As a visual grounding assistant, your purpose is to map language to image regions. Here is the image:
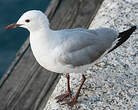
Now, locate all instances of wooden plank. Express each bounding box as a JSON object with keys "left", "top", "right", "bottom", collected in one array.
[{"left": 0, "top": 0, "right": 104, "bottom": 110}]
